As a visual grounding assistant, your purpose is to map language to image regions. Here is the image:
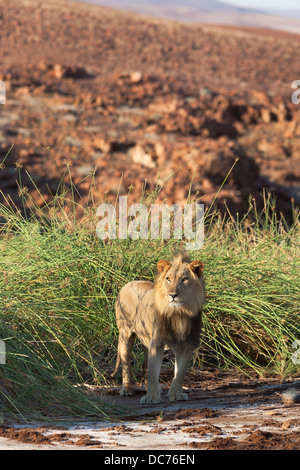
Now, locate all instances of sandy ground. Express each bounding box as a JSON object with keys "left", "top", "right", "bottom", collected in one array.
[{"left": 0, "top": 372, "right": 300, "bottom": 450}]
